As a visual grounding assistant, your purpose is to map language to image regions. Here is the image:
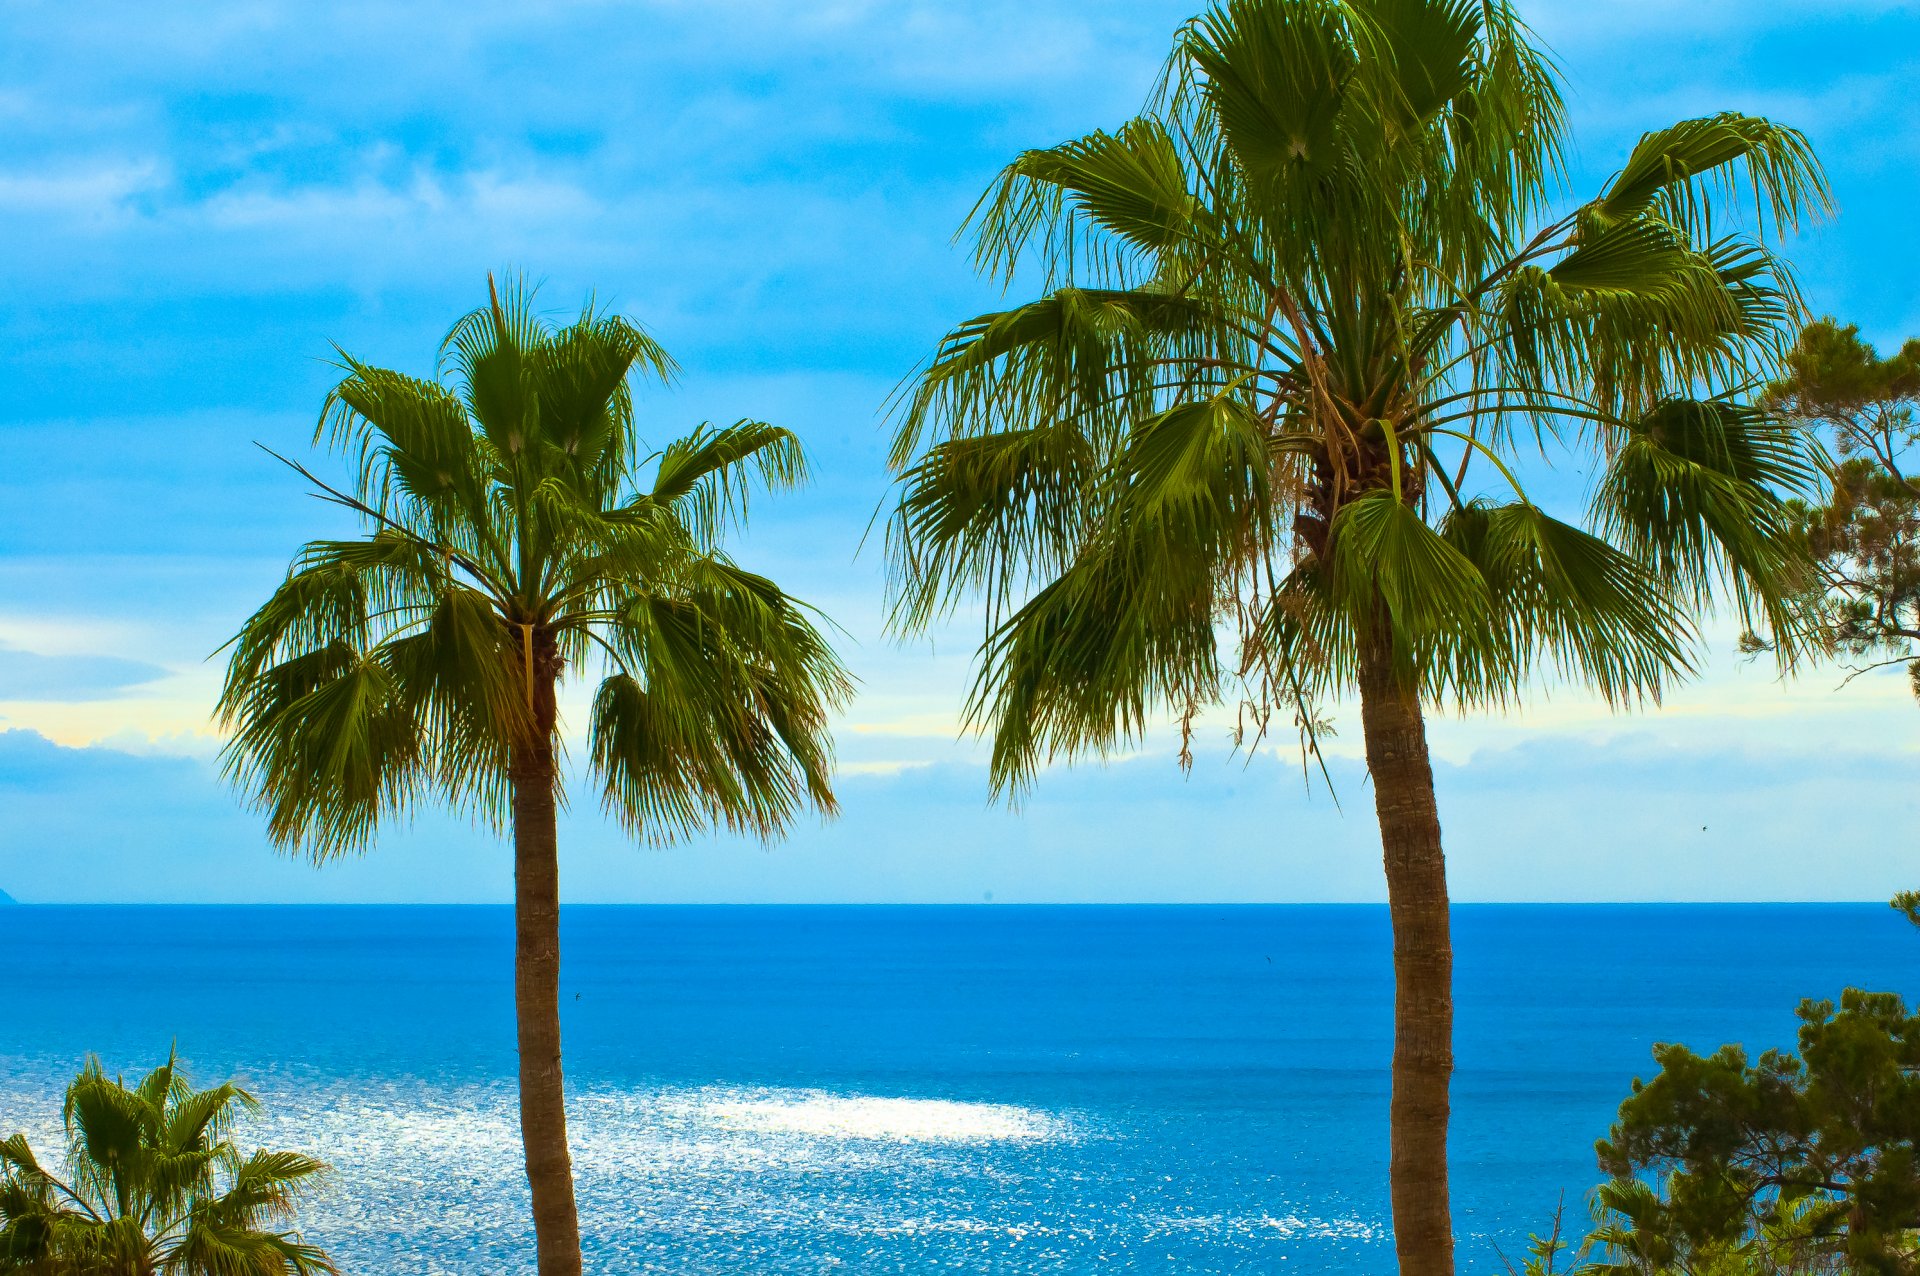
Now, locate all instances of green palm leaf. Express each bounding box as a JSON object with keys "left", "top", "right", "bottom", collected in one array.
[
  {"left": 1595, "top": 398, "right": 1818, "bottom": 630},
  {"left": 1443, "top": 501, "right": 1693, "bottom": 705},
  {"left": 1328, "top": 491, "right": 1490, "bottom": 659},
  {"left": 990, "top": 119, "right": 1205, "bottom": 269},
  {"left": 1595, "top": 112, "right": 1828, "bottom": 229}
]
